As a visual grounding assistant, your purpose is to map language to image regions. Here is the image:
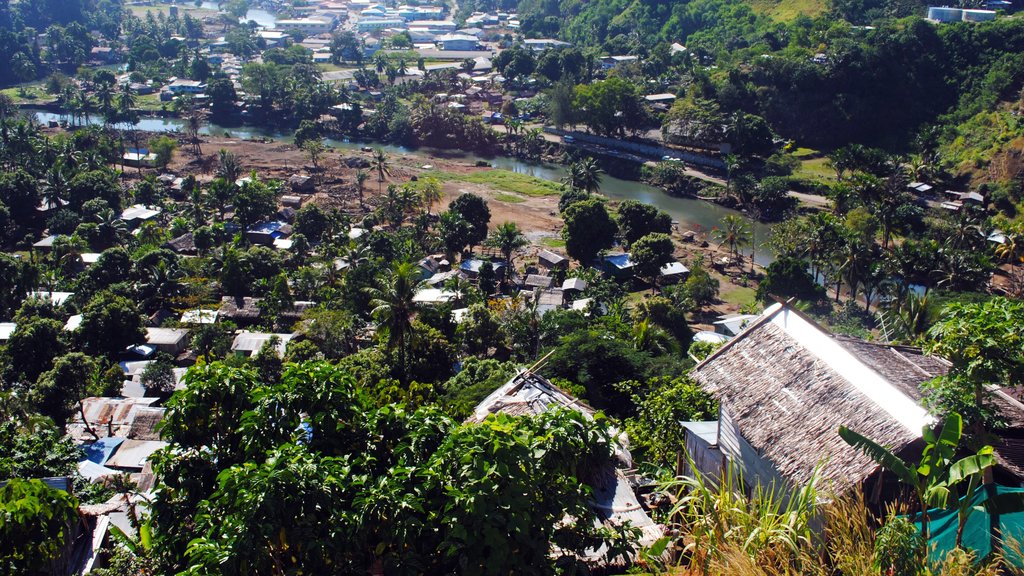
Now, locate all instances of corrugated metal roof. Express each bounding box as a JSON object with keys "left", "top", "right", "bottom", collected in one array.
[
  {"left": 82, "top": 437, "right": 124, "bottom": 465},
  {"left": 104, "top": 439, "right": 168, "bottom": 470}
]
